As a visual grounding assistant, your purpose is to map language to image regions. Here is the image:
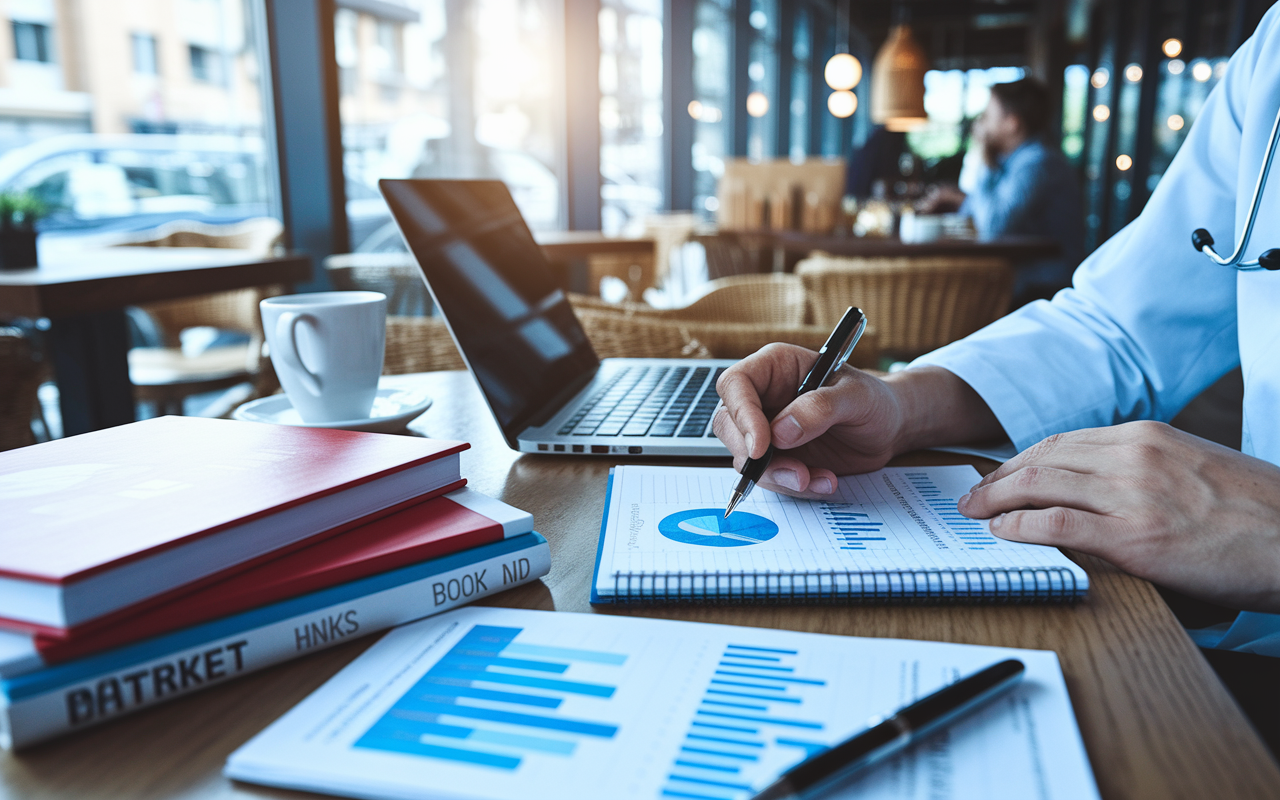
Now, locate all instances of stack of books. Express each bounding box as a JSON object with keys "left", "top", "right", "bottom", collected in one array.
[{"left": 0, "top": 416, "right": 549, "bottom": 750}]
